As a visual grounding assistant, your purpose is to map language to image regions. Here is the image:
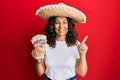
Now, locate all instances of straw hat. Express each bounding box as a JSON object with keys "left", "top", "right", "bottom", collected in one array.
[{"left": 36, "top": 3, "right": 86, "bottom": 24}]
